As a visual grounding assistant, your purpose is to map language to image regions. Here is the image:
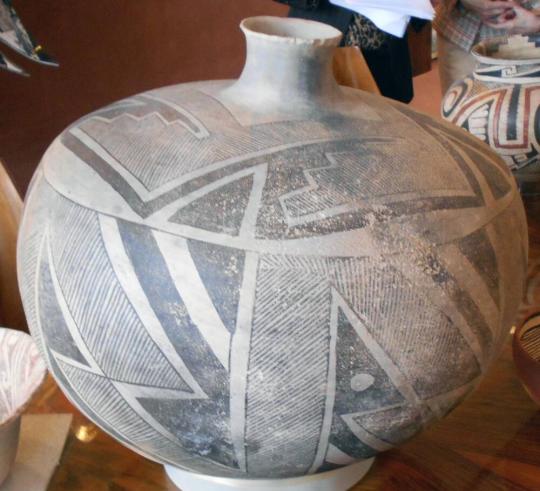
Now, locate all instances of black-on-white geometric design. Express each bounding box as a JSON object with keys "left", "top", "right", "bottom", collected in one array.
[
  {"left": 442, "top": 35, "right": 540, "bottom": 196},
  {"left": 18, "top": 82, "right": 528, "bottom": 478}
]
